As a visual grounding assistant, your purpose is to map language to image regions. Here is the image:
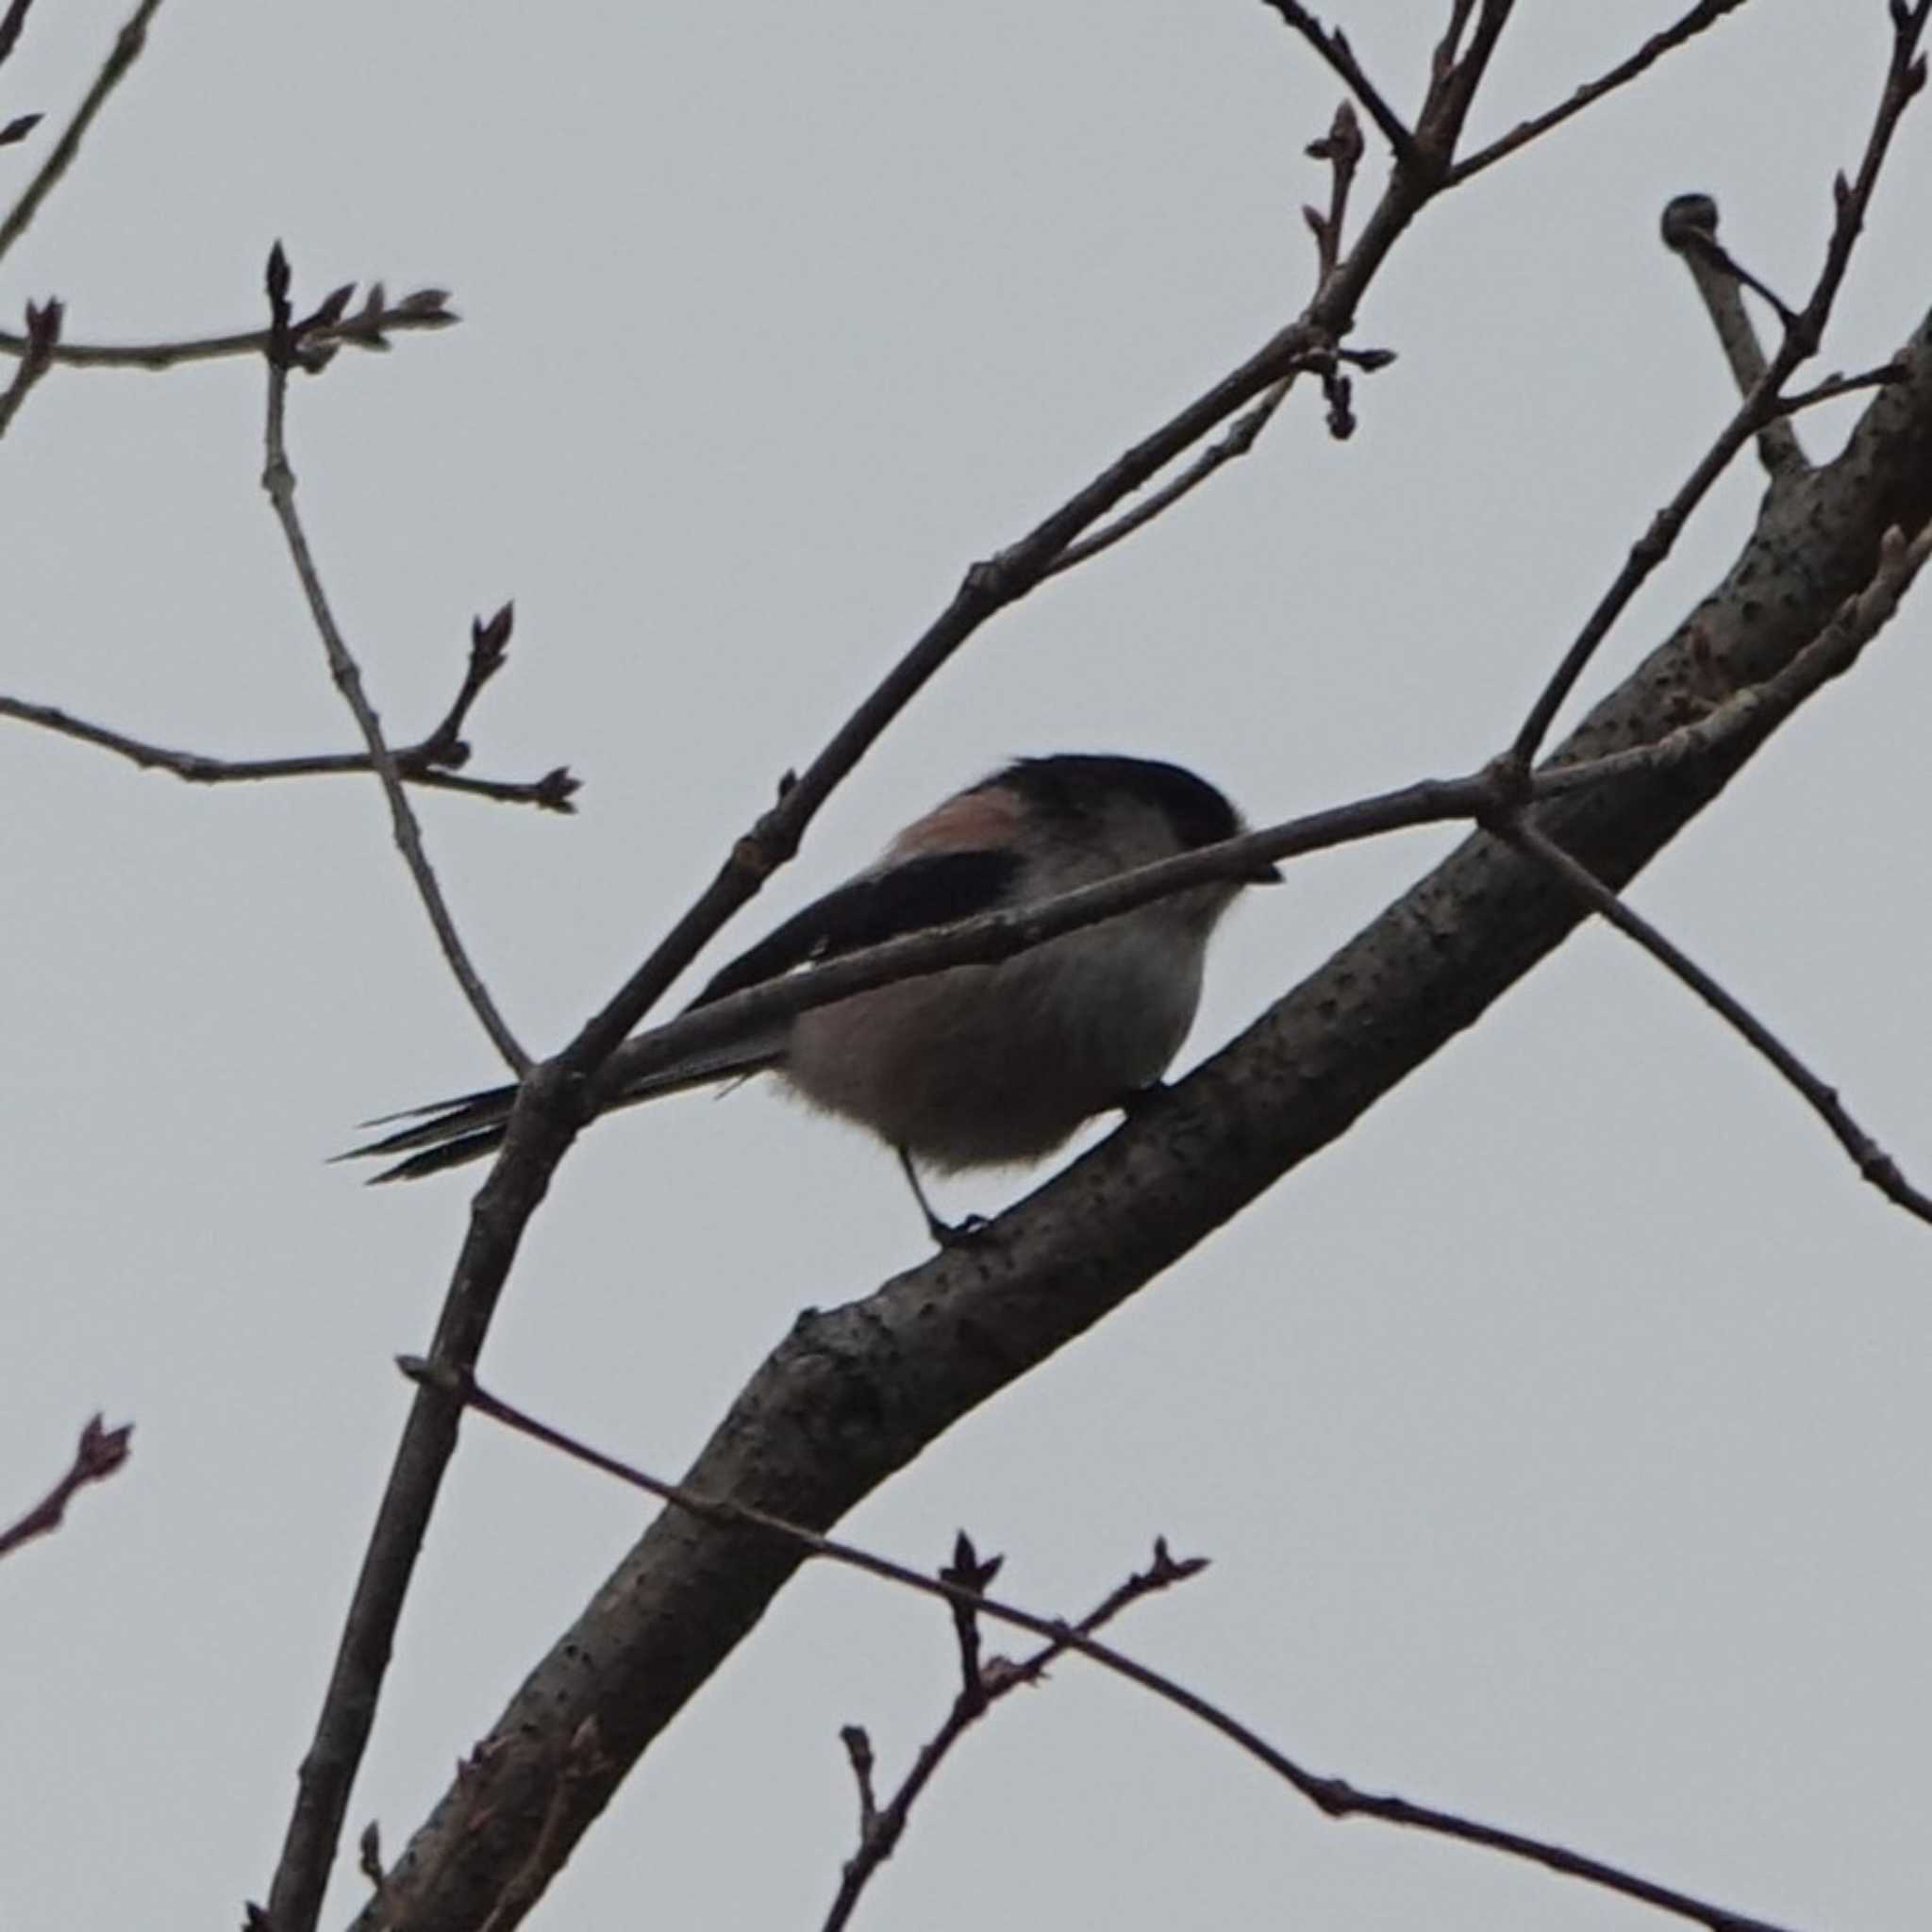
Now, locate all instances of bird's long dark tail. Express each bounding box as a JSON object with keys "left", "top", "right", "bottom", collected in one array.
[{"left": 342, "top": 1030, "right": 786, "bottom": 1183}]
